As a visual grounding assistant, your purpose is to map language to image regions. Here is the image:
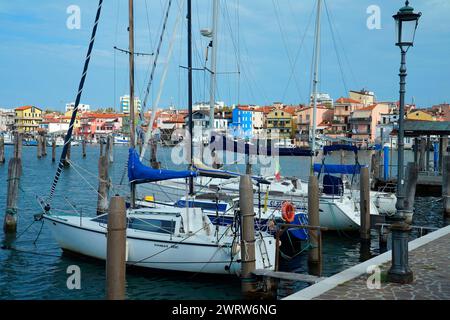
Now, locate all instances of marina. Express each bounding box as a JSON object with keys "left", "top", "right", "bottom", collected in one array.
[{"left": 0, "top": 145, "right": 448, "bottom": 299}]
